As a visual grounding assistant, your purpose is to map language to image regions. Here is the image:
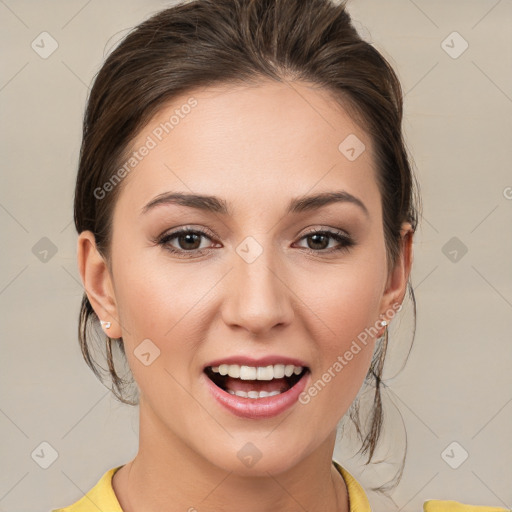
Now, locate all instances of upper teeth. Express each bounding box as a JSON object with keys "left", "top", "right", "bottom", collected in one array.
[{"left": 210, "top": 364, "right": 303, "bottom": 380}]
